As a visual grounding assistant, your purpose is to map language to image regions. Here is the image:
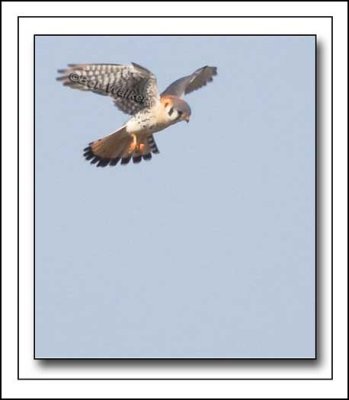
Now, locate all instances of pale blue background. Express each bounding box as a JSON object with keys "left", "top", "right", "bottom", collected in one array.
[{"left": 35, "top": 36, "right": 315, "bottom": 358}]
